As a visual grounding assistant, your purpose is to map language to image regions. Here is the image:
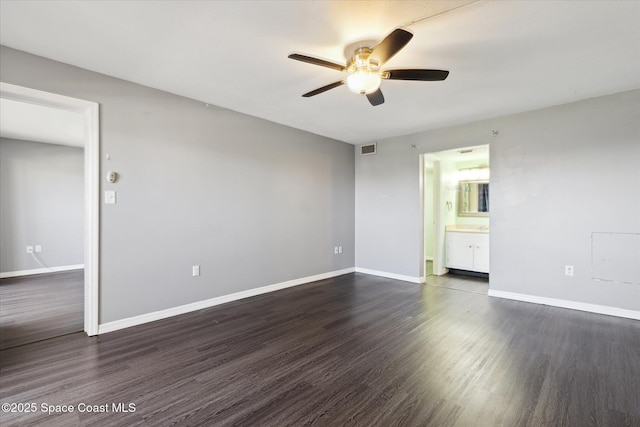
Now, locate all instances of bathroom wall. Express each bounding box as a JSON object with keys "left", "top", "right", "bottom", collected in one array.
[{"left": 423, "top": 167, "right": 435, "bottom": 260}]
